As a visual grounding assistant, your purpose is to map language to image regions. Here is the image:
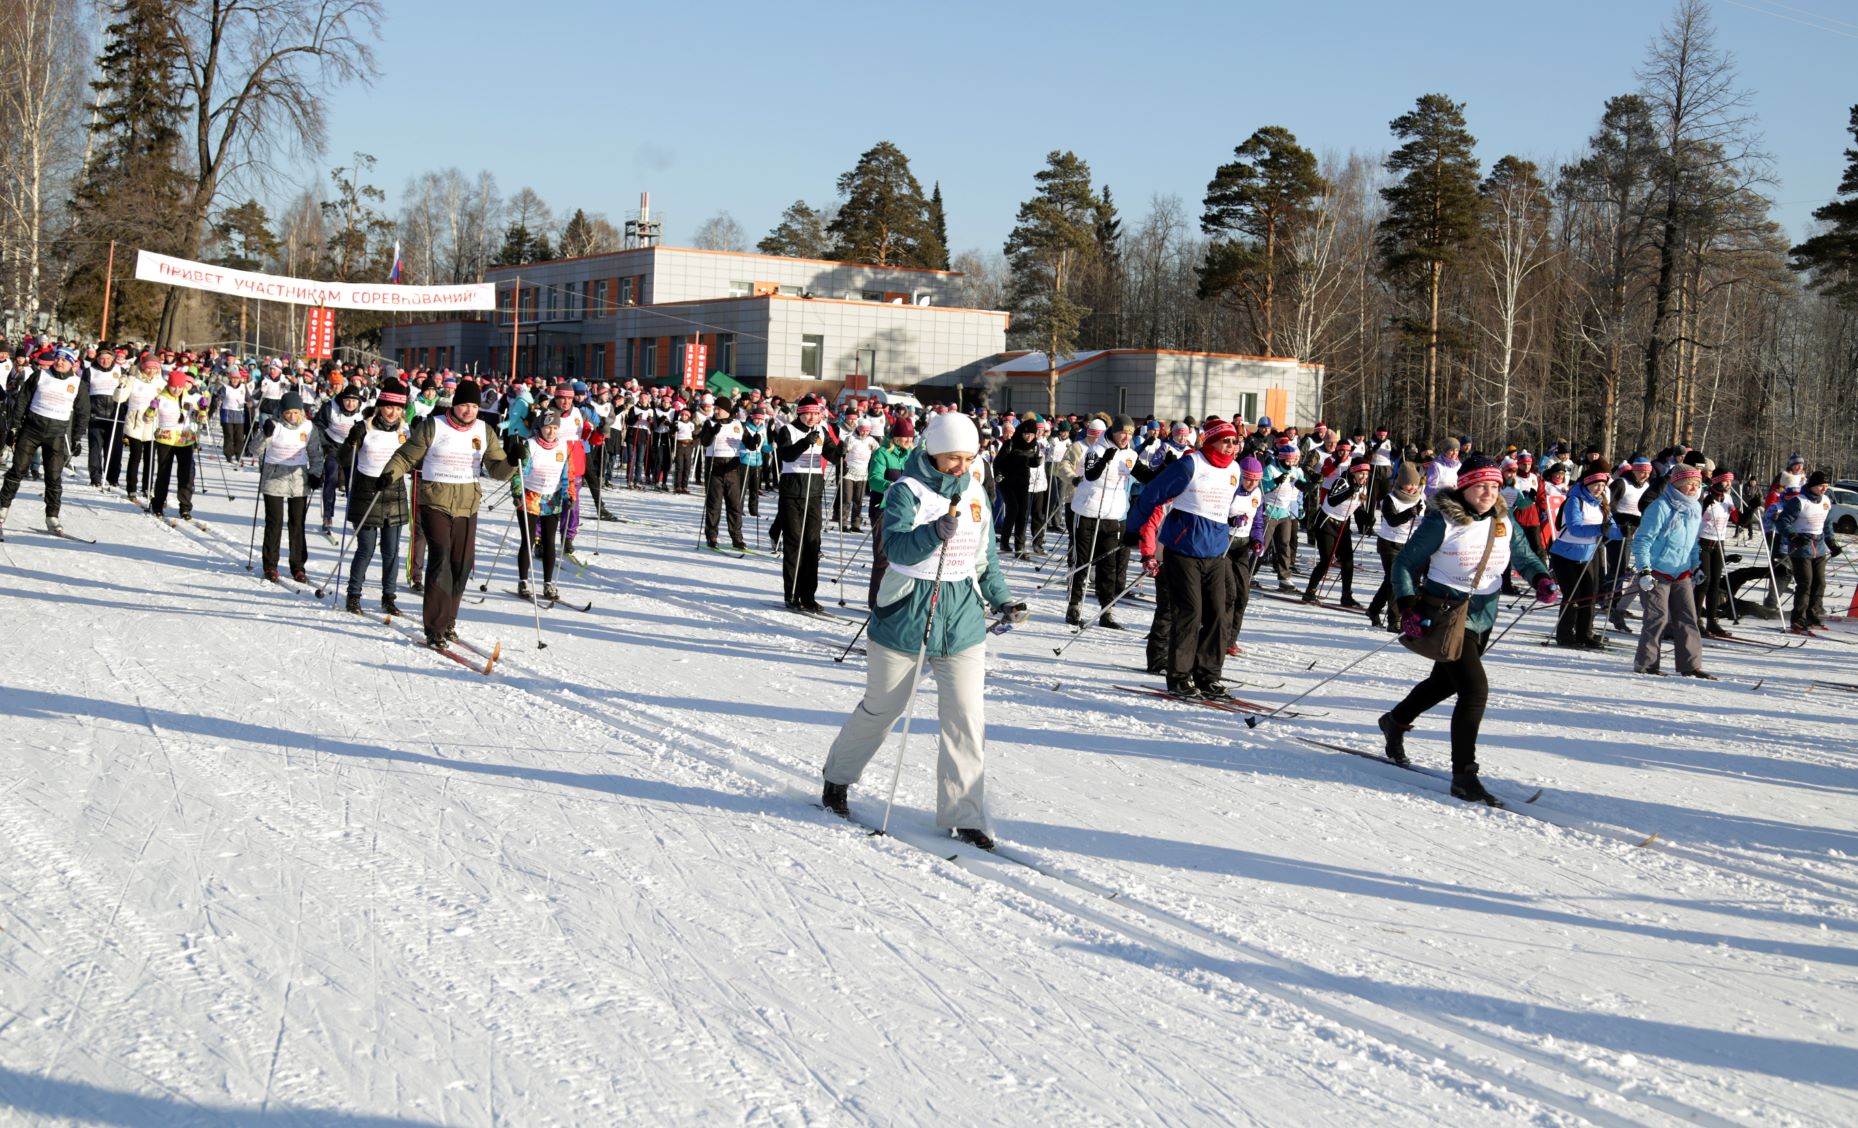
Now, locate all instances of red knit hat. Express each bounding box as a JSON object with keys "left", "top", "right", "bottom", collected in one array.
[{"left": 1200, "top": 419, "right": 1237, "bottom": 445}]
